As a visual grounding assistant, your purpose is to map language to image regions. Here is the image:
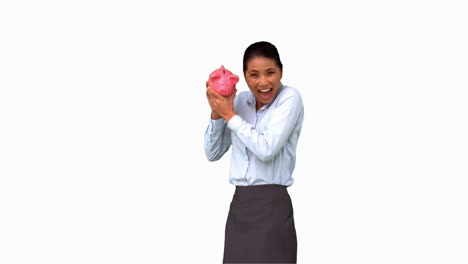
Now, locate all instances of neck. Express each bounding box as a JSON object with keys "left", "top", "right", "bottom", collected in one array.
[{"left": 256, "top": 102, "right": 264, "bottom": 111}]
